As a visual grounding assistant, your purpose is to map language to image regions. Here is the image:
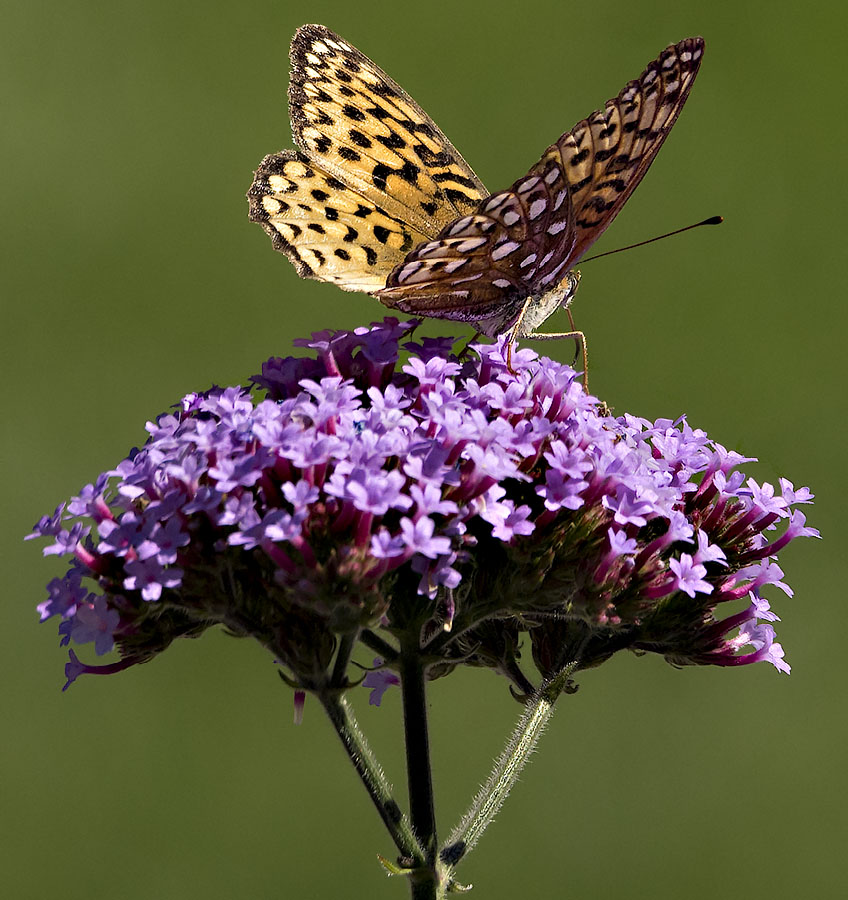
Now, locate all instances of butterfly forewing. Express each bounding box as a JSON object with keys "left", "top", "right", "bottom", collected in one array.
[
  {"left": 560, "top": 37, "right": 704, "bottom": 263},
  {"left": 249, "top": 24, "right": 489, "bottom": 292},
  {"left": 288, "top": 24, "right": 487, "bottom": 232}
]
